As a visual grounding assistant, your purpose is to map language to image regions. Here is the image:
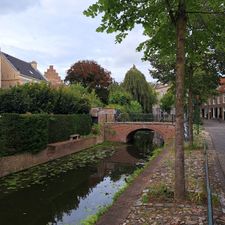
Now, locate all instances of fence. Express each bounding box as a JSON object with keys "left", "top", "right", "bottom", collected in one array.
[{"left": 115, "top": 113, "right": 175, "bottom": 123}]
